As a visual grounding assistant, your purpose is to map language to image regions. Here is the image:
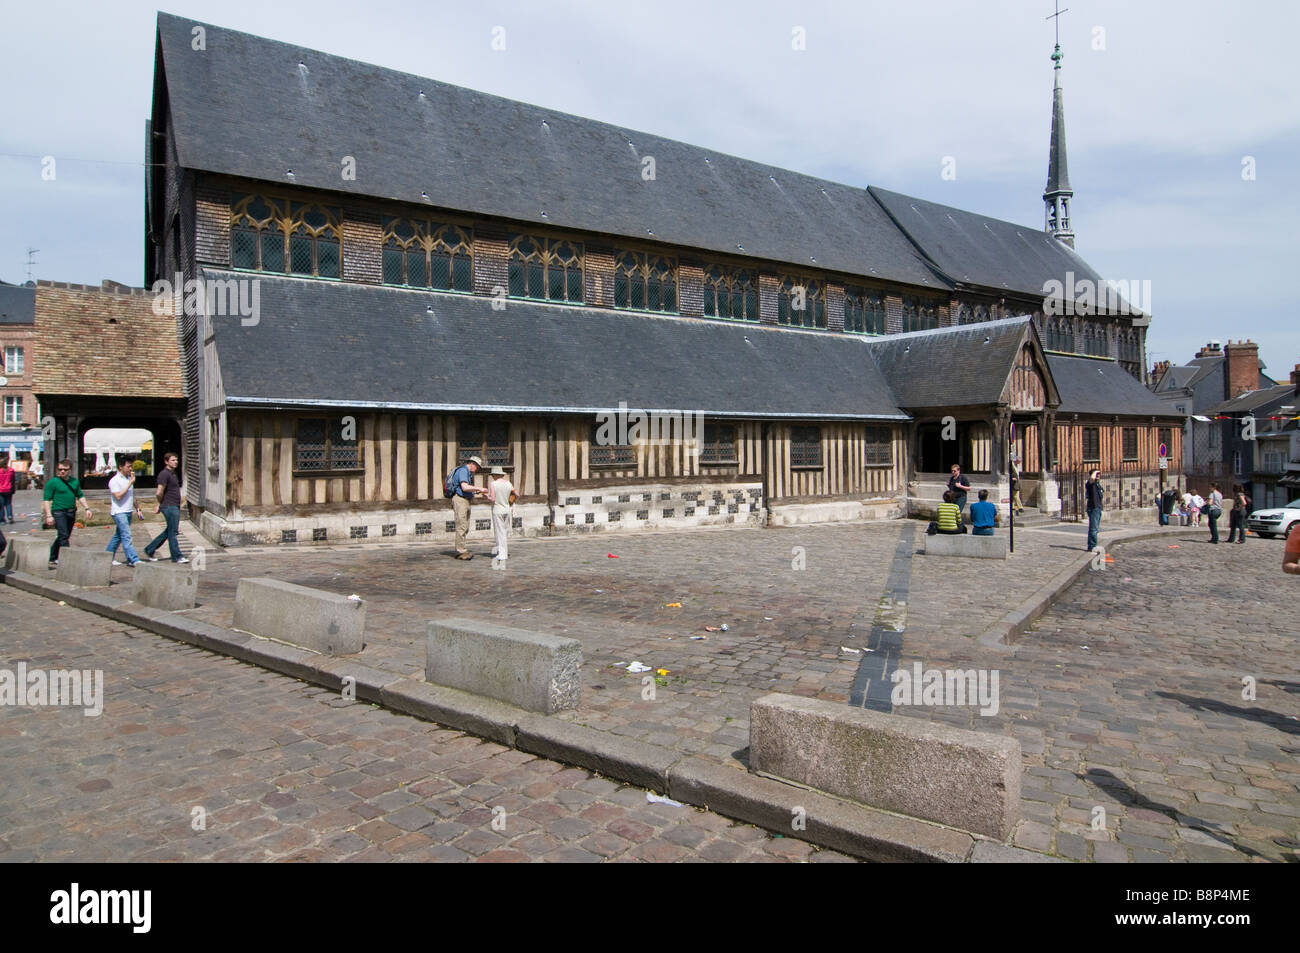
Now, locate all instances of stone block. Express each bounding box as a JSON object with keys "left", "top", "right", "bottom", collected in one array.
[
  {"left": 426, "top": 617, "right": 580, "bottom": 713},
  {"left": 55, "top": 548, "right": 113, "bottom": 587},
  {"left": 923, "top": 533, "right": 1008, "bottom": 559},
  {"left": 130, "top": 561, "right": 198, "bottom": 610},
  {"left": 233, "top": 577, "right": 364, "bottom": 655},
  {"left": 749, "top": 692, "right": 1021, "bottom": 839},
  {"left": 4, "top": 535, "right": 53, "bottom": 573}
]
